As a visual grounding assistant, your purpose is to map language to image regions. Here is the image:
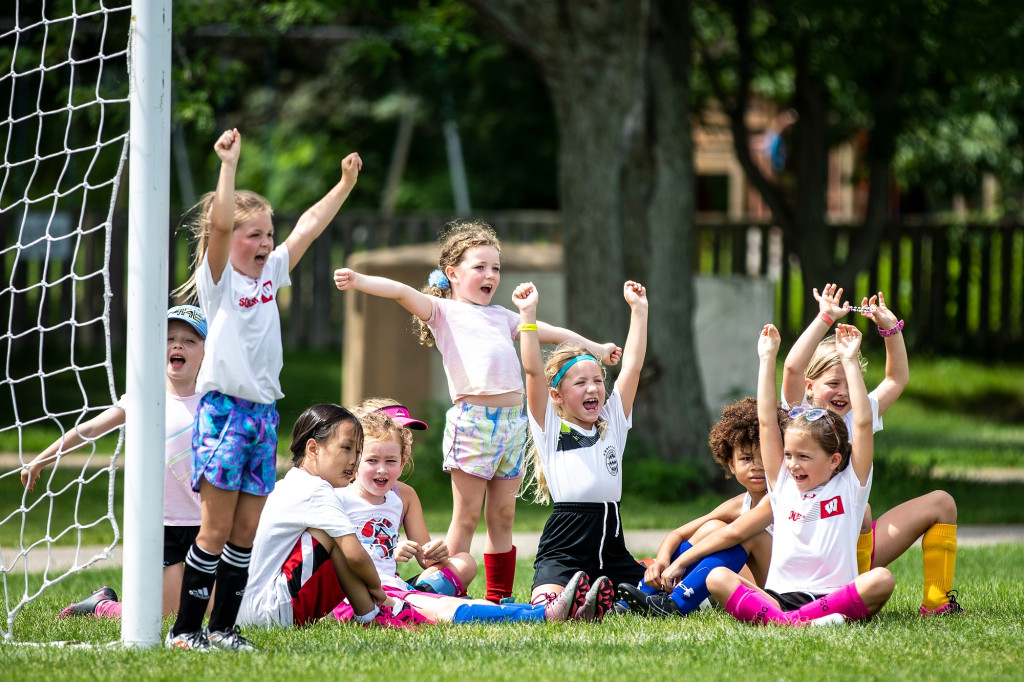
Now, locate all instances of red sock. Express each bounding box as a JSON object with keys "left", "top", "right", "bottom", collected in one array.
[
  {"left": 792, "top": 582, "right": 871, "bottom": 622},
  {"left": 484, "top": 546, "right": 517, "bottom": 603},
  {"left": 724, "top": 585, "right": 794, "bottom": 625}
]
